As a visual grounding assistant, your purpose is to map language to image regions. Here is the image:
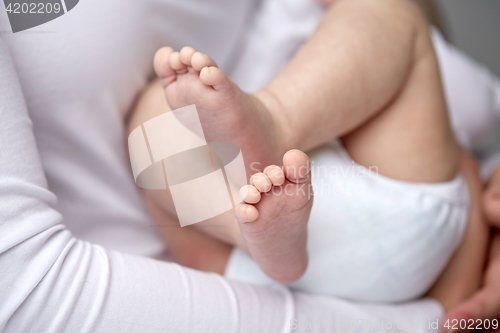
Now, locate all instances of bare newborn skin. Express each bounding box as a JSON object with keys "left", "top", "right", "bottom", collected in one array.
[{"left": 236, "top": 149, "right": 312, "bottom": 283}]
